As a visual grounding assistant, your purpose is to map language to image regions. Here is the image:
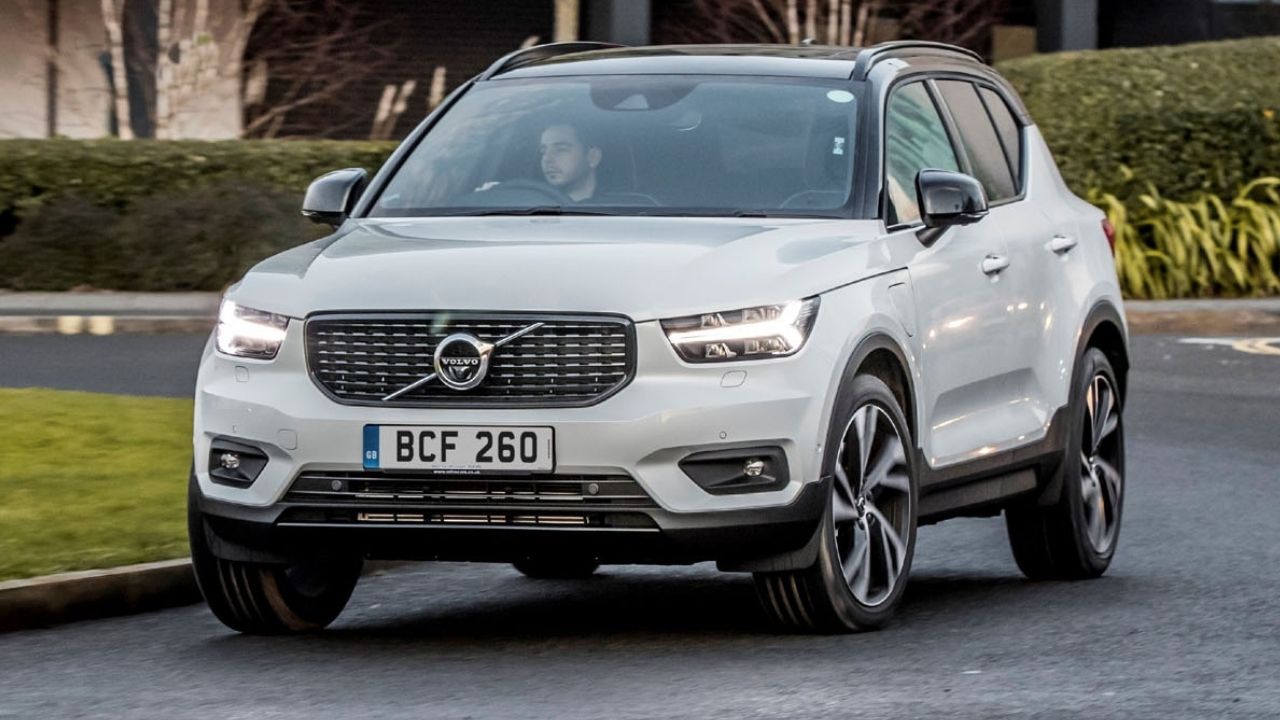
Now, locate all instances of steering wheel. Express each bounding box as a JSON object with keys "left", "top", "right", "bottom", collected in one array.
[{"left": 475, "top": 178, "right": 570, "bottom": 205}]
